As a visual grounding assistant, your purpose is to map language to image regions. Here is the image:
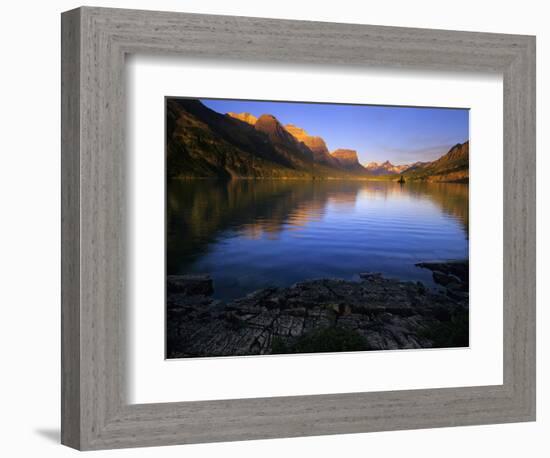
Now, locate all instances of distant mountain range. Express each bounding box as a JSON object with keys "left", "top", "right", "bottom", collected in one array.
[
  {"left": 167, "top": 99, "right": 468, "bottom": 183},
  {"left": 364, "top": 160, "right": 412, "bottom": 175}
]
